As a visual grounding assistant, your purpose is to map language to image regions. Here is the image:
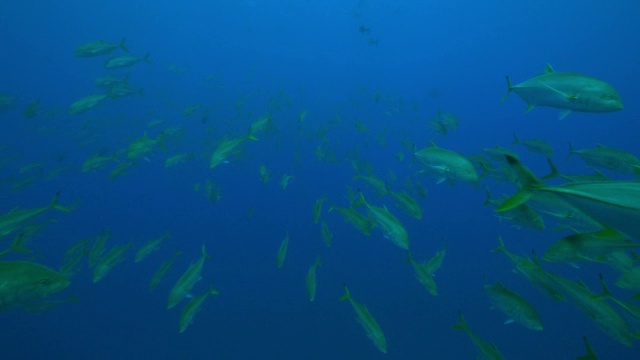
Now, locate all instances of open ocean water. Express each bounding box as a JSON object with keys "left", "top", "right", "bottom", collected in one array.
[{"left": 1, "top": 1, "right": 639, "bottom": 359}]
